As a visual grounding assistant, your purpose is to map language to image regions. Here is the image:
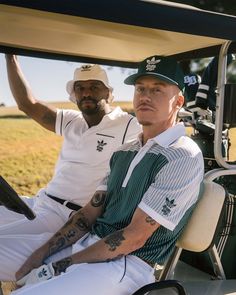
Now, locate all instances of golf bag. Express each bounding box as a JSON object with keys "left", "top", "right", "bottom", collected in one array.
[{"left": 181, "top": 55, "right": 236, "bottom": 279}]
